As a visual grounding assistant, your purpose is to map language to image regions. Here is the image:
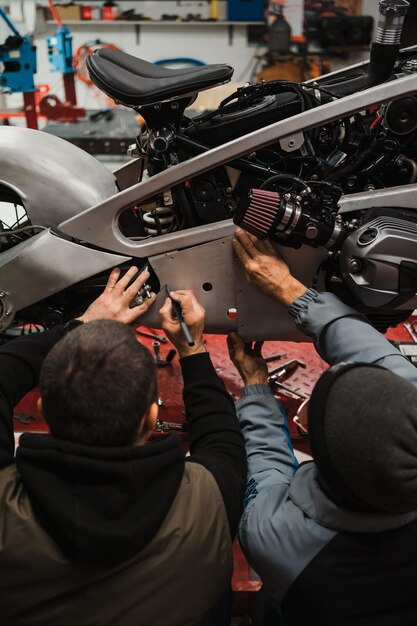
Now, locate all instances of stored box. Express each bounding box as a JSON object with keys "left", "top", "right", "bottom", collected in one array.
[
  {"left": 227, "top": 0, "right": 265, "bottom": 22},
  {"left": 54, "top": 3, "right": 82, "bottom": 21}
]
